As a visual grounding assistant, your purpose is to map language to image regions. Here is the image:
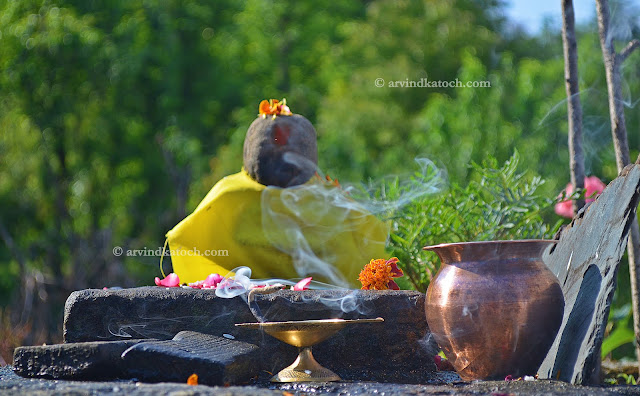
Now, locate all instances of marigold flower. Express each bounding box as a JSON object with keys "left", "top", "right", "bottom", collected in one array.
[
  {"left": 313, "top": 173, "right": 341, "bottom": 188},
  {"left": 358, "top": 257, "right": 403, "bottom": 290},
  {"left": 555, "top": 176, "right": 606, "bottom": 218},
  {"left": 258, "top": 98, "right": 292, "bottom": 117},
  {"left": 187, "top": 373, "right": 198, "bottom": 385}
]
